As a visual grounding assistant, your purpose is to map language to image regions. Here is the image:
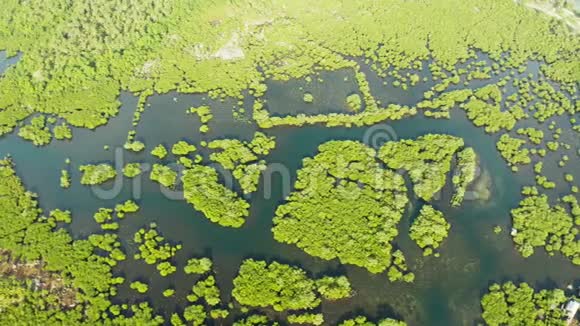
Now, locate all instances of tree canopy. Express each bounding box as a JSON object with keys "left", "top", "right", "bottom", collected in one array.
[{"left": 273, "top": 140, "right": 409, "bottom": 274}]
